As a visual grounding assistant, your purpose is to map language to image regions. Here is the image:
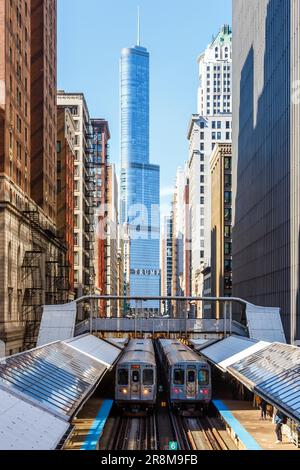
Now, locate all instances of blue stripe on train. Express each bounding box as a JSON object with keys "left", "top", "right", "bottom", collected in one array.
[
  {"left": 213, "top": 400, "right": 262, "bottom": 450},
  {"left": 81, "top": 399, "right": 114, "bottom": 451}
]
